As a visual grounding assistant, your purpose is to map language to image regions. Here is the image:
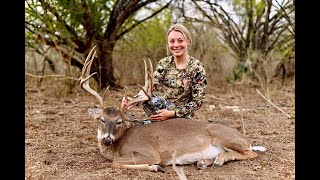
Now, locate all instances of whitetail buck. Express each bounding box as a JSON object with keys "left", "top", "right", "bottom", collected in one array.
[{"left": 80, "top": 46, "right": 266, "bottom": 173}]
